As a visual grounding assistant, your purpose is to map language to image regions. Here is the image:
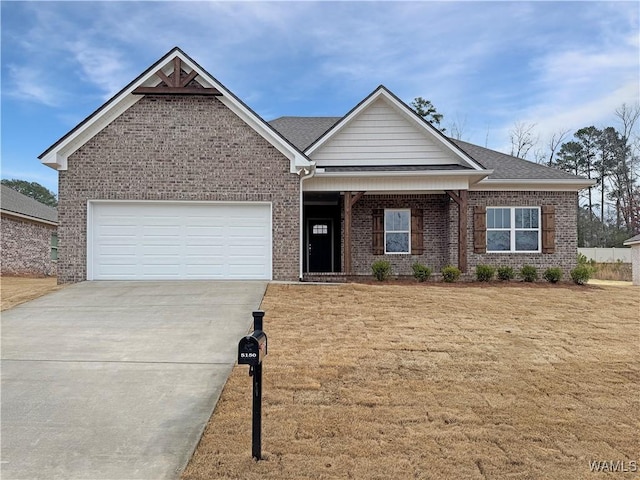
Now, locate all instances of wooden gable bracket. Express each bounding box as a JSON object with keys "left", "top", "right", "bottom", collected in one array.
[
  {"left": 343, "top": 192, "right": 366, "bottom": 275},
  {"left": 445, "top": 190, "right": 468, "bottom": 273},
  {"left": 132, "top": 57, "right": 222, "bottom": 96}
]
